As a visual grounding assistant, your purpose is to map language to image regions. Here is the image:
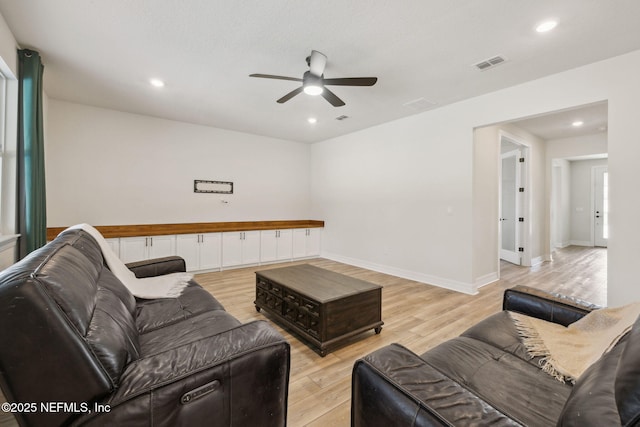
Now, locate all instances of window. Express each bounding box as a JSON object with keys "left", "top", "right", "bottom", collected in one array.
[{"left": 0, "top": 68, "right": 6, "bottom": 226}]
